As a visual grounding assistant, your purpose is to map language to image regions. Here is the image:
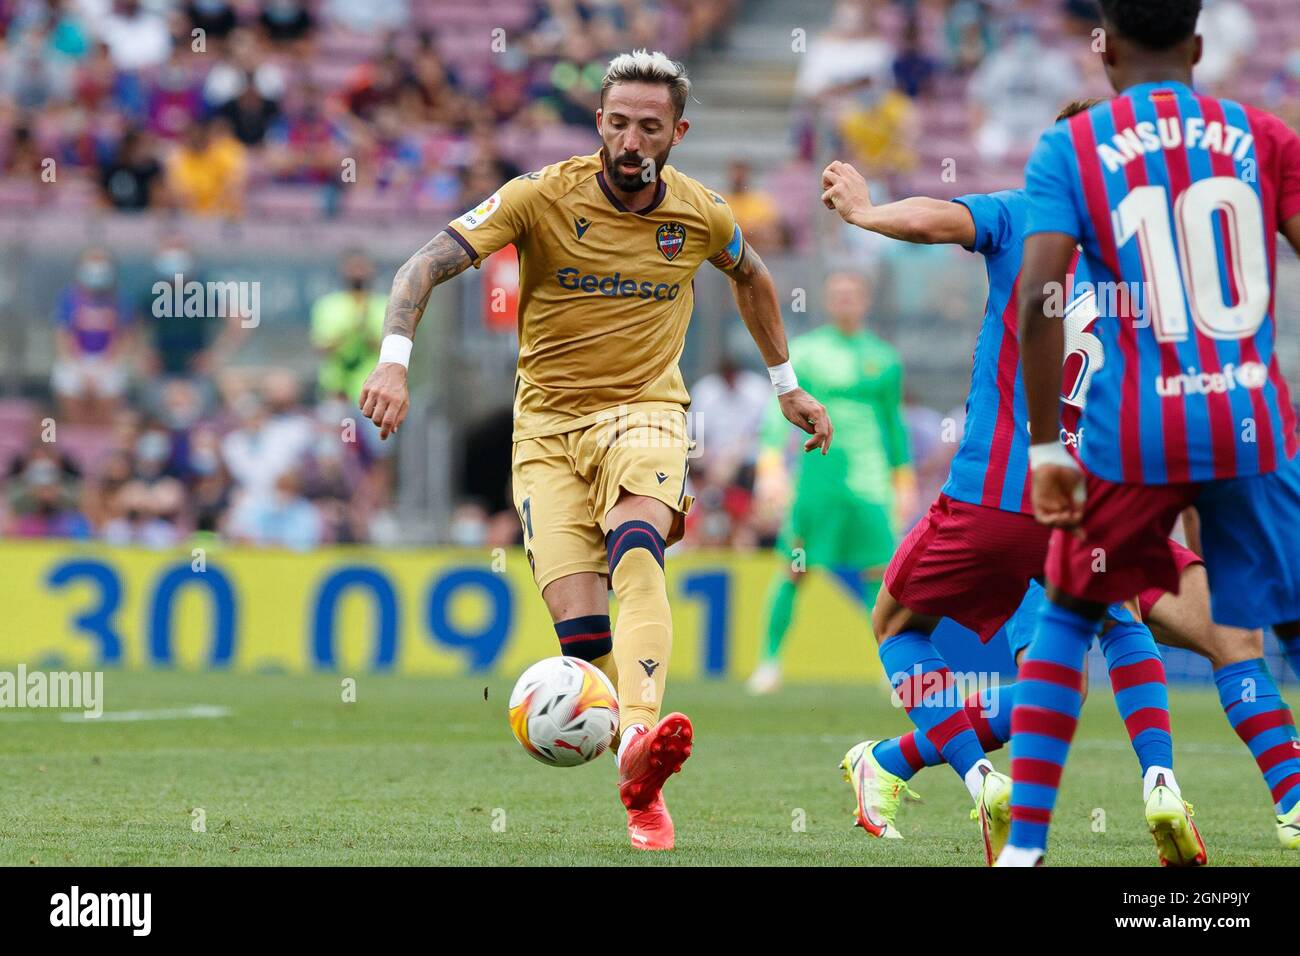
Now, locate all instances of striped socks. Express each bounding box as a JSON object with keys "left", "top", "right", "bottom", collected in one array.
[
  {"left": 879, "top": 631, "right": 991, "bottom": 794},
  {"left": 1007, "top": 600, "right": 1094, "bottom": 854},
  {"left": 1214, "top": 659, "right": 1300, "bottom": 813},
  {"left": 1099, "top": 614, "right": 1174, "bottom": 778},
  {"left": 873, "top": 683, "right": 1015, "bottom": 782}
]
